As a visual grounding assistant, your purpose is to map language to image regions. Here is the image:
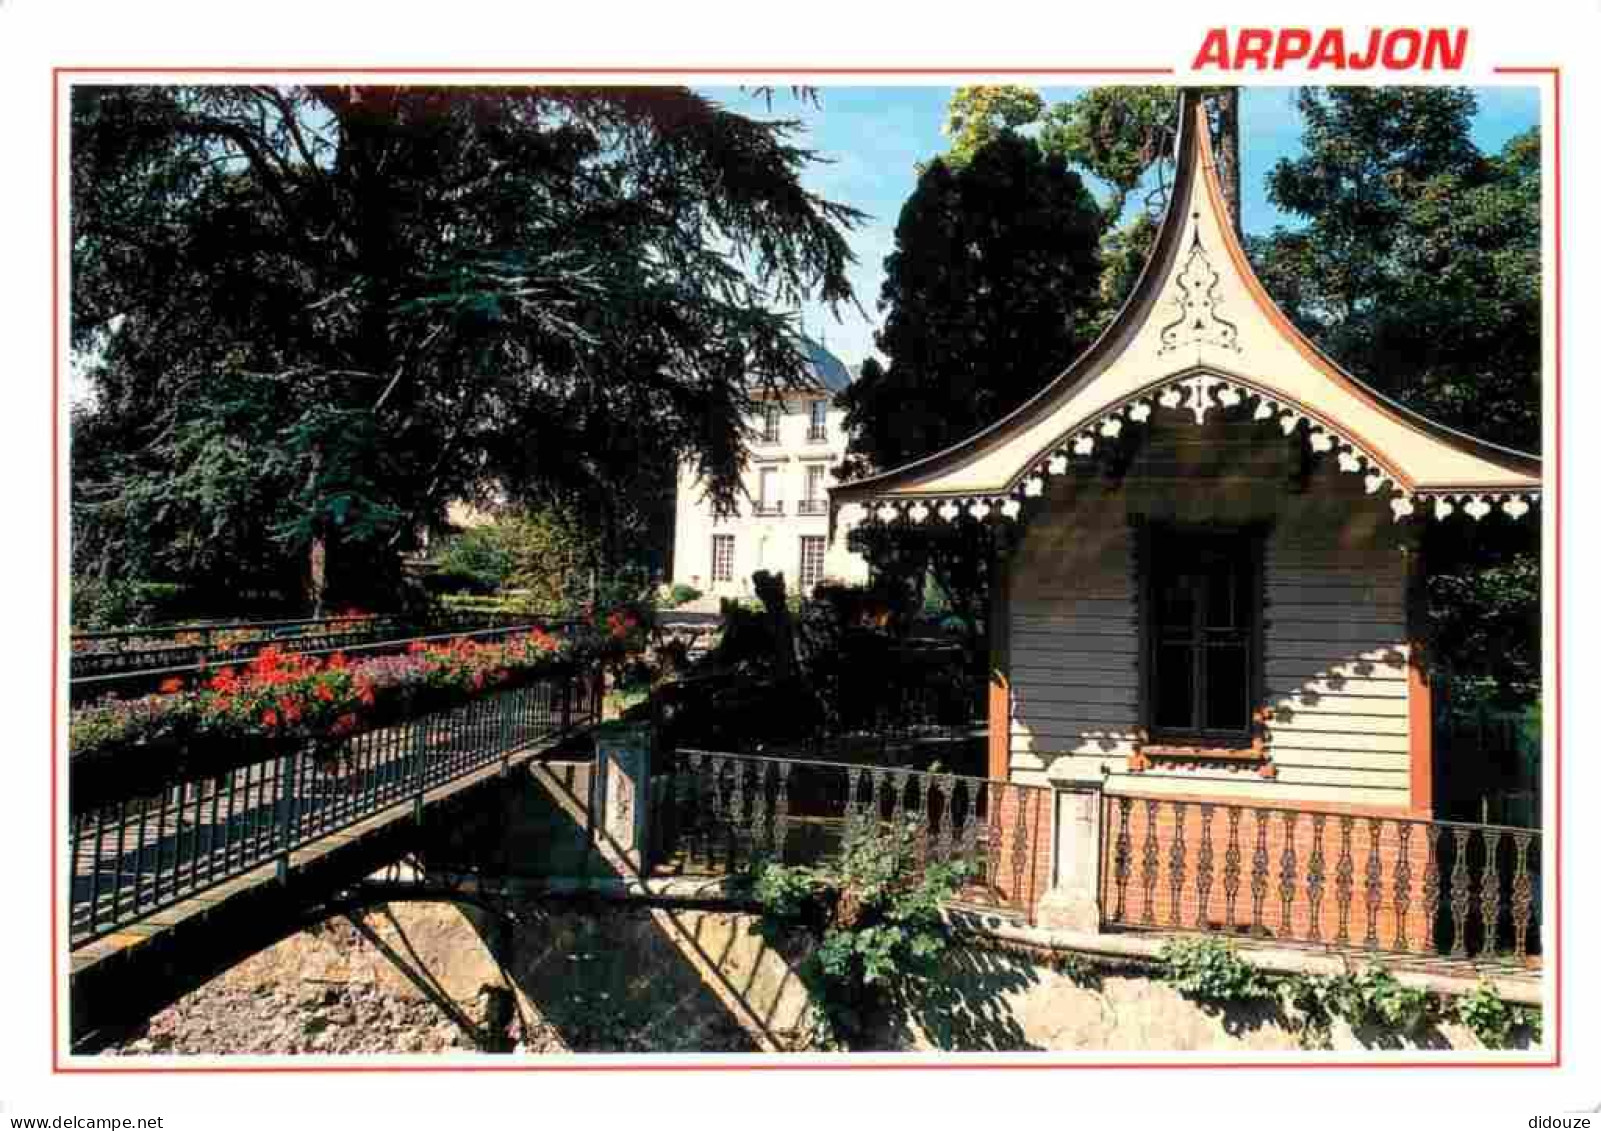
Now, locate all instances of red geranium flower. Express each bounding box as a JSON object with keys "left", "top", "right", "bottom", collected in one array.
[{"left": 262, "top": 708, "right": 280, "bottom": 728}]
